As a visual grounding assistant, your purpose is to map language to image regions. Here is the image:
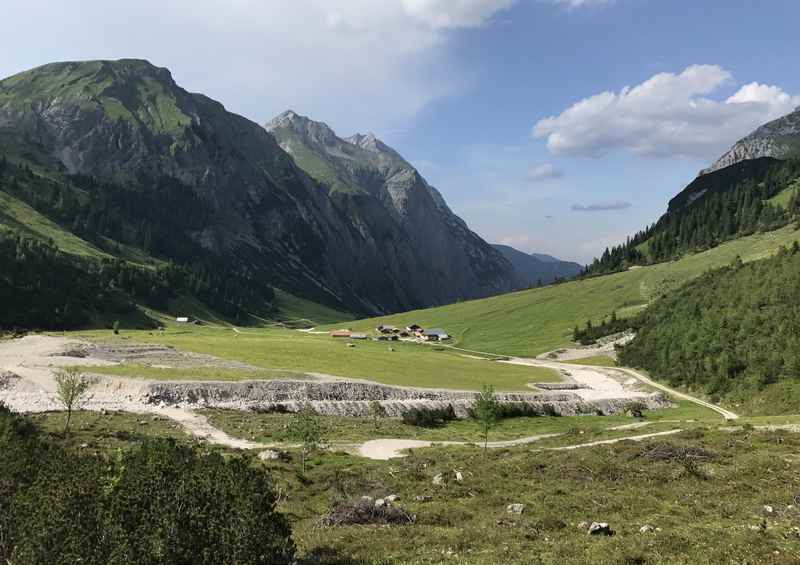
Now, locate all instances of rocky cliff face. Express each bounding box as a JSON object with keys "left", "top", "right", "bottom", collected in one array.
[
  {"left": 0, "top": 60, "right": 513, "bottom": 314},
  {"left": 266, "top": 110, "right": 515, "bottom": 307},
  {"left": 701, "top": 107, "right": 800, "bottom": 175}
]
